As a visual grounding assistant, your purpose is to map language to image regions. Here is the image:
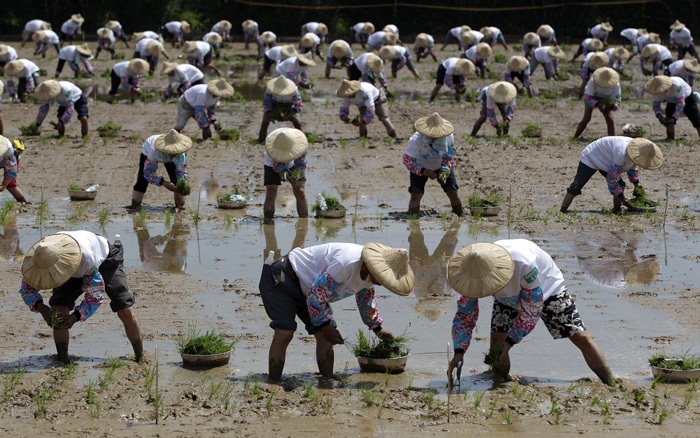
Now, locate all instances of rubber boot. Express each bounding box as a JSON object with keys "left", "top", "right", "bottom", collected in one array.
[{"left": 131, "top": 191, "right": 144, "bottom": 211}]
